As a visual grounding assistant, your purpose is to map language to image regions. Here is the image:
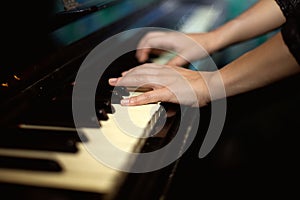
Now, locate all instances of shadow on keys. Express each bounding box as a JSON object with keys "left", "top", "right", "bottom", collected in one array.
[
  {"left": 0, "top": 83, "right": 167, "bottom": 200},
  {"left": 0, "top": 46, "right": 189, "bottom": 200}
]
